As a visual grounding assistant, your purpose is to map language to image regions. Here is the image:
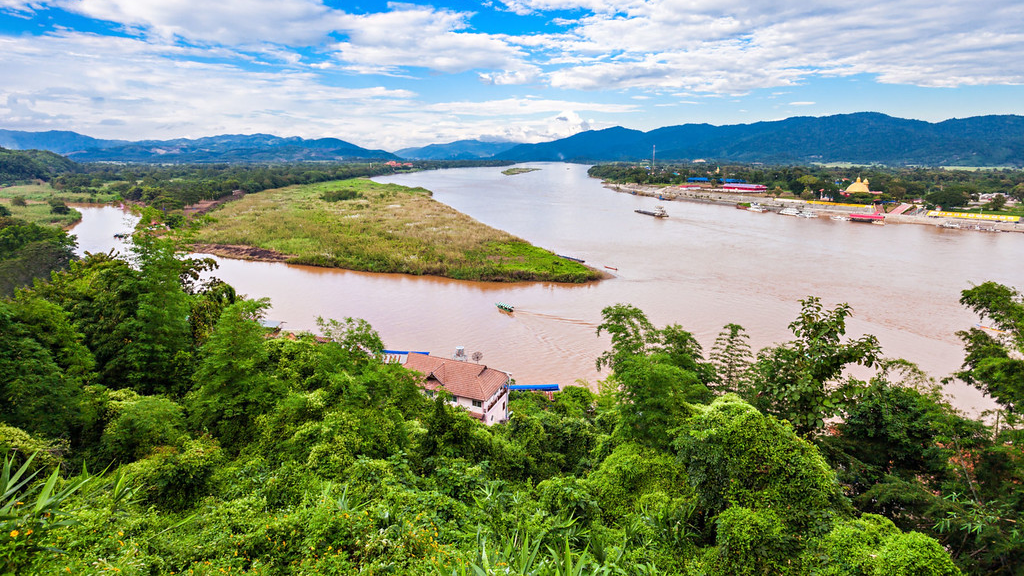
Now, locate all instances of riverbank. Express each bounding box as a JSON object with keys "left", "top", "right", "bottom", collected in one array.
[
  {"left": 191, "top": 178, "right": 603, "bottom": 283},
  {"left": 606, "top": 182, "right": 1024, "bottom": 233}
]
